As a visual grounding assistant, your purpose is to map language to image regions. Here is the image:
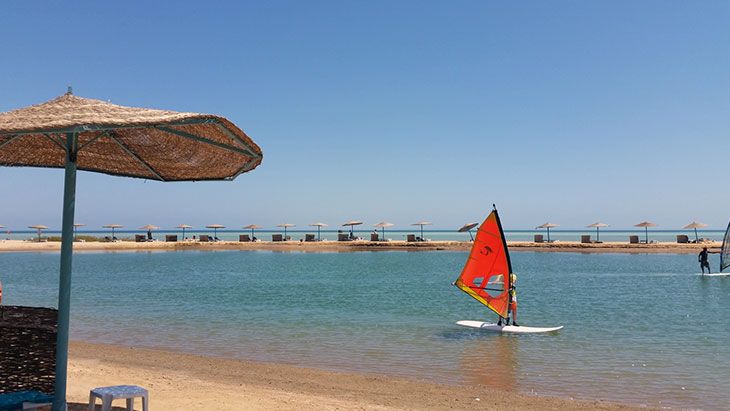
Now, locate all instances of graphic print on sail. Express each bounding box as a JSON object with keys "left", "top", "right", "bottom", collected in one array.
[
  {"left": 454, "top": 208, "right": 512, "bottom": 318},
  {"left": 721, "top": 220, "right": 730, "bottom": 273}
]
